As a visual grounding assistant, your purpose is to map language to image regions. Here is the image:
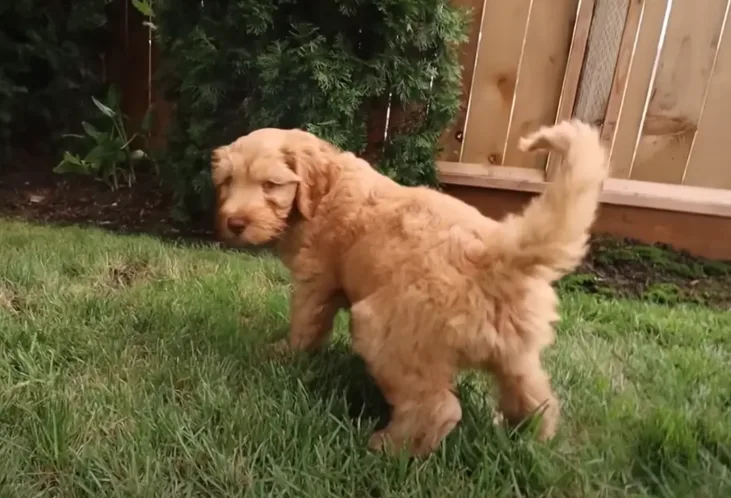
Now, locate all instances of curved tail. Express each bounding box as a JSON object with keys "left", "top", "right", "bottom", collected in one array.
[{"left": 485, "top": 119, "right": 610, "bottom": 282}]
